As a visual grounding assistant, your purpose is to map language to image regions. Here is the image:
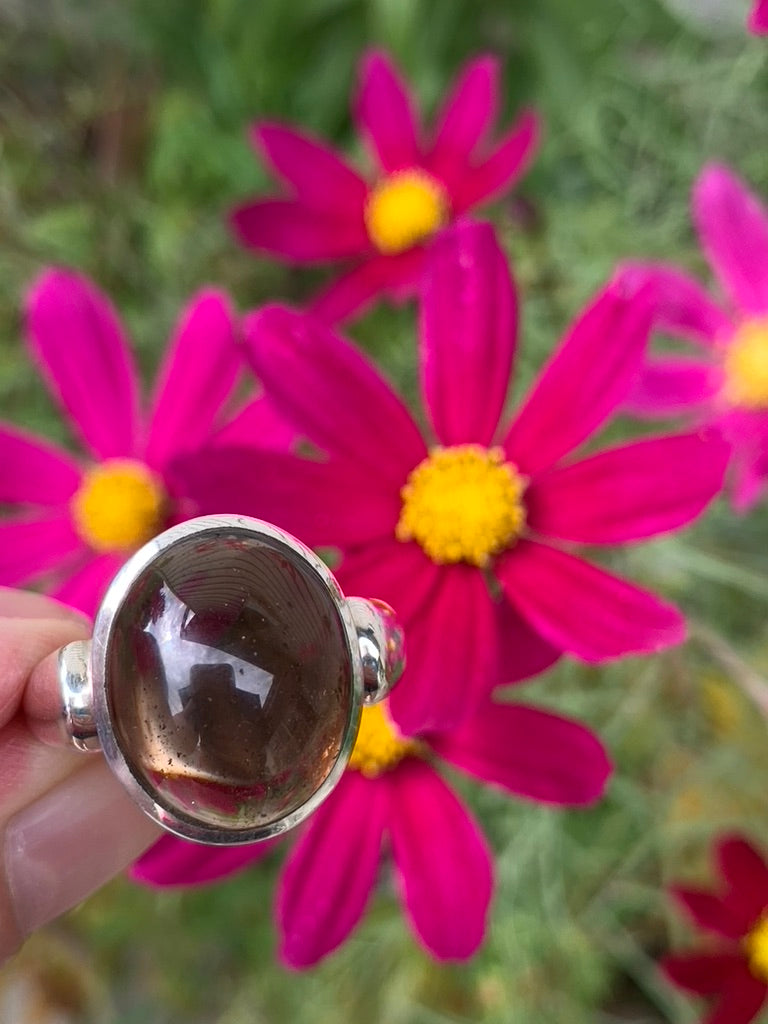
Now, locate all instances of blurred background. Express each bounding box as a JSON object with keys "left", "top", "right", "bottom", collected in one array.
[{"left": 1, "top": 0, "right": 768, "bottom": 1020}]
